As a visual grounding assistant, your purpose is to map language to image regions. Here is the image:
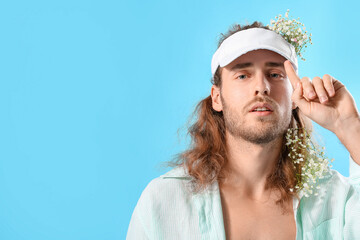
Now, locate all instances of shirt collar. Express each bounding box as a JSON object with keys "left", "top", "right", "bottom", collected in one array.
[{"left": 160, "top": 166, "right": 192, "bottom": 179}]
